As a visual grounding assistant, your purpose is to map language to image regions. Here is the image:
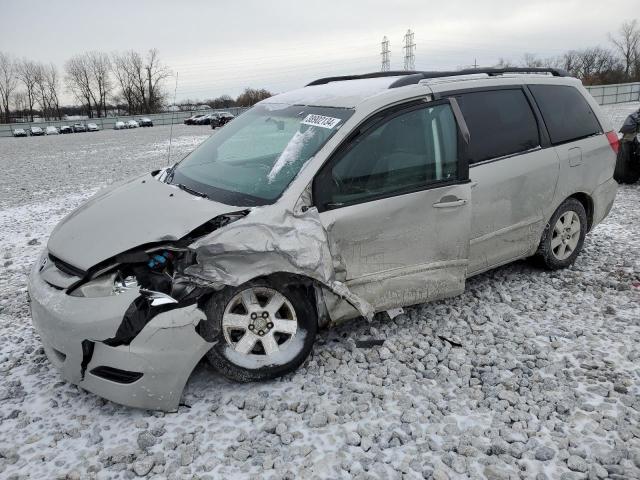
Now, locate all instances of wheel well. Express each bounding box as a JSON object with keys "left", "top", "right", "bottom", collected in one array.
[{"left": 568, "top": 192, "right": 594, "bottom": 231}]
